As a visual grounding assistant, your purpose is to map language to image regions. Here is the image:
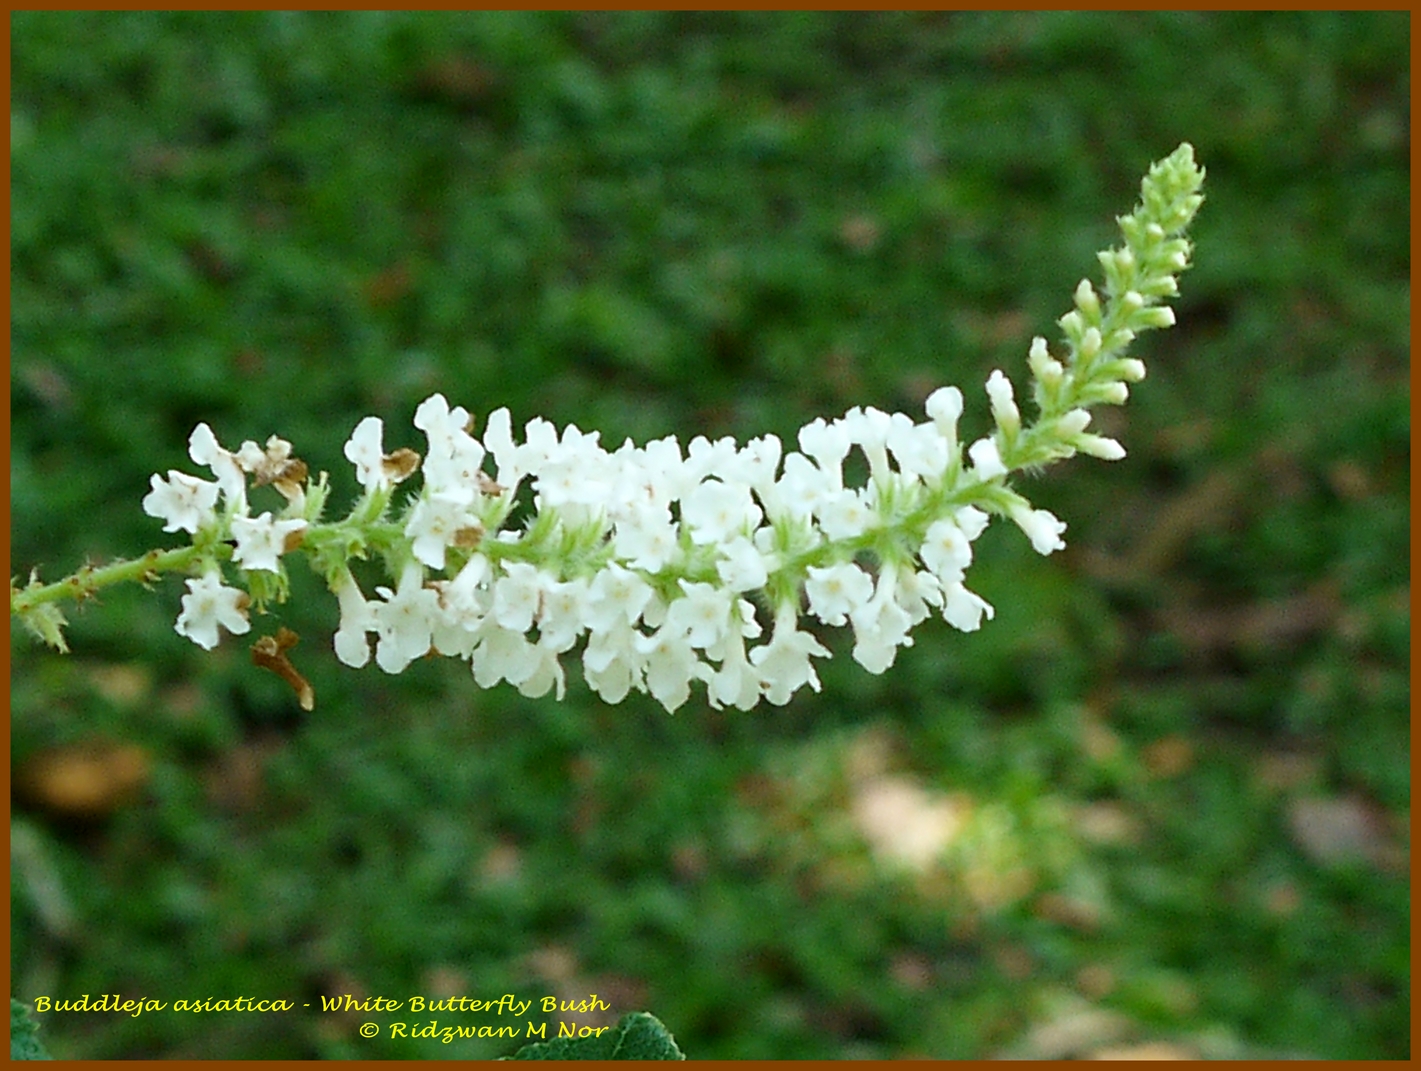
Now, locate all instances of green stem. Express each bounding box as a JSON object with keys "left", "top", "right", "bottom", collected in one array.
[{"left": 11, "top": 543, "right": 215, "bottom": 616}]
